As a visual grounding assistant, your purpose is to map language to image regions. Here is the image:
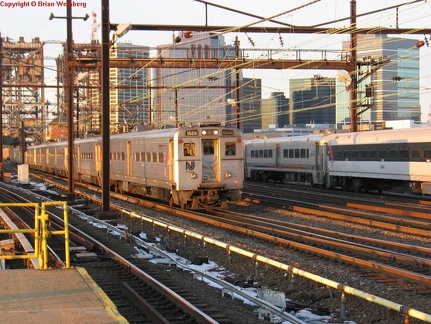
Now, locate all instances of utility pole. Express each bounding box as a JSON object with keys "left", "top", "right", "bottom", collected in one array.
[
  {"left": 174, "top": 88, "right": 179, "bottom": 126},
  {"left": 66, "top": 1, "right": 75, "bottom": 194},
  {"left": 101, "top": 0, "right": 111, "bottom": 212},
  {"left": 349, "top": 0, "right": 358, "bottom": 132},
  {"left": 234, "top": 36, "right": 241, "bottom": 129},
  {"left": 49, "top": 1, "right": 89, "bottom": 194}
]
